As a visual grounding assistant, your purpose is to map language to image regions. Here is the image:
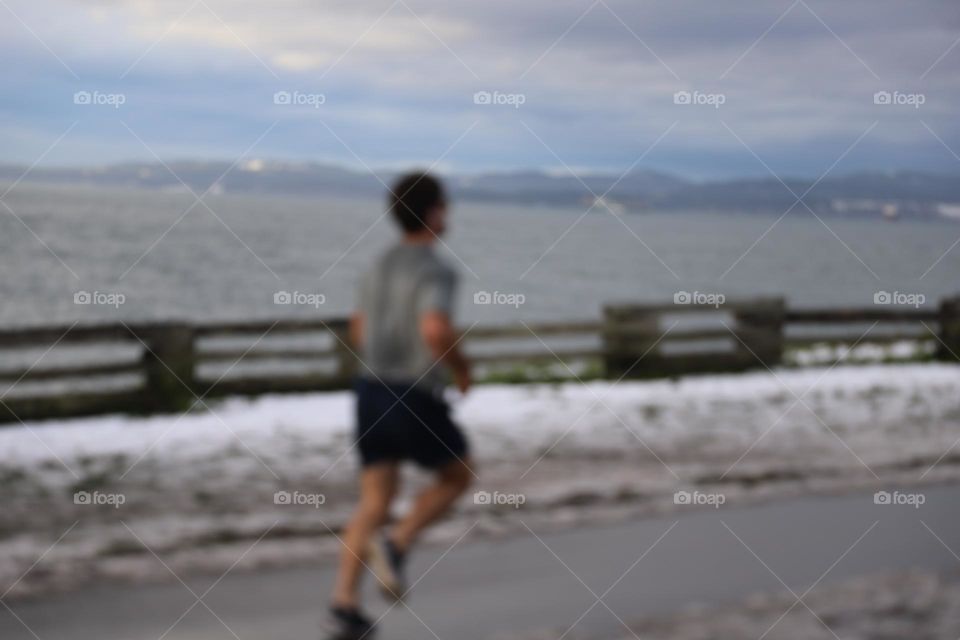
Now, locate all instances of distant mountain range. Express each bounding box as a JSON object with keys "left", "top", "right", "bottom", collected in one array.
[{"left": 2, "top": 161, "right": 959, "bottom": 220}]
